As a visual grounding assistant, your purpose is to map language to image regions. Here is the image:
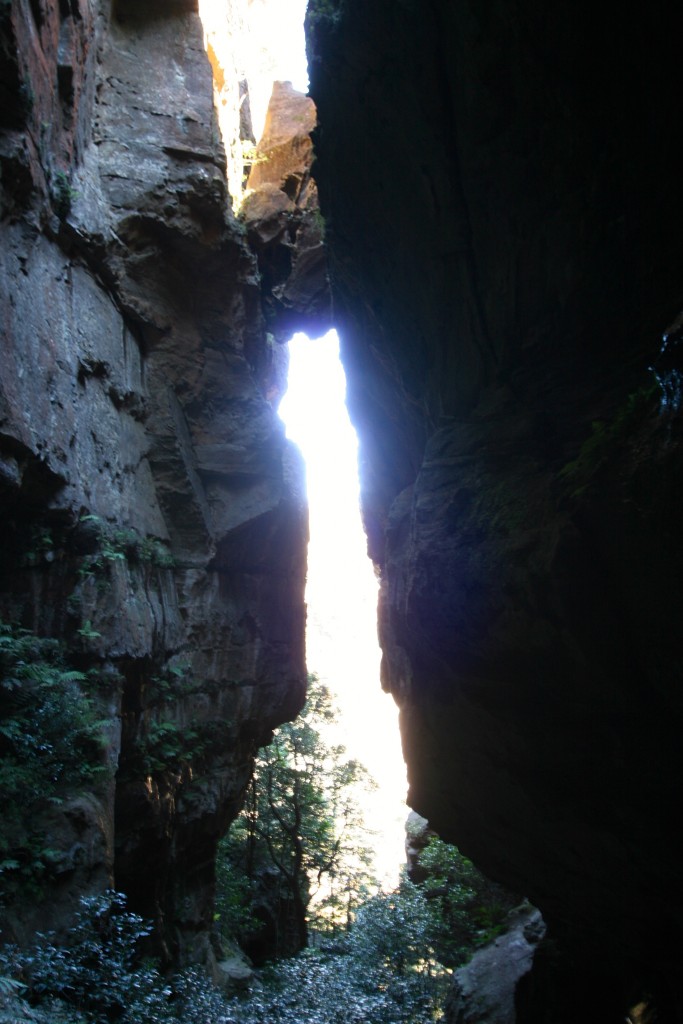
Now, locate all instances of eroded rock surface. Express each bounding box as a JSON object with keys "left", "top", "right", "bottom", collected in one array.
[
  {"left": 1, "top": 0, "right": 306, "bottom": 964},
  {"left": 242, "top": 80, "right": 331, "bottom": 343},
  {"left": 307, "top": 0, "right": 683, "bottom": 1017},
  {"left": 445, "top": 906, "right": 546, "bottom": 1024}
]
